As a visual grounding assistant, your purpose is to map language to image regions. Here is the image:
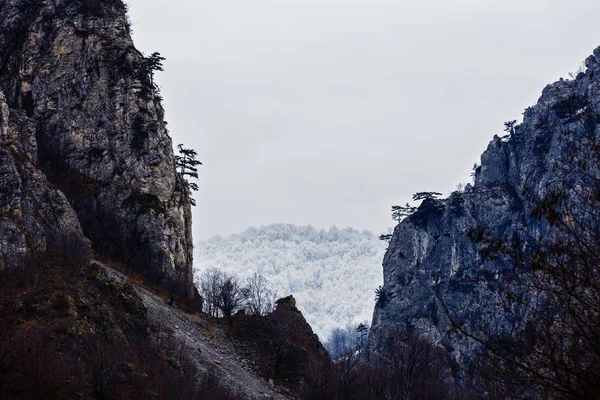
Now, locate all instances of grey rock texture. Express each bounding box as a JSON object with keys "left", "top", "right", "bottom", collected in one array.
[
  {"left": 0, "top": 90, "right": 87, "bottom": 269},
  {"left": 0, "top": 0, "right": 193, "bottom": 296},
  {"left": 367, "top": 46, "right": 600, "bottom": 373}
]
